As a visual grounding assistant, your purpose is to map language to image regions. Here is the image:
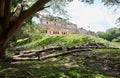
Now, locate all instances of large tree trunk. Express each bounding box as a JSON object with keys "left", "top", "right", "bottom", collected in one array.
[
  {"left": 0, "top": 46, "right": 6, "bottom": 60},
  {"left": 0, "top": 38, "right": 6, "bottom": 60},
  {"left": 0, "top": 0, "right": 51, "bottom": 61}
]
